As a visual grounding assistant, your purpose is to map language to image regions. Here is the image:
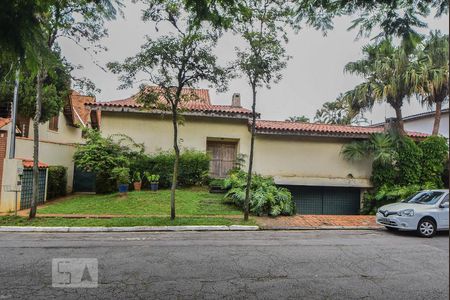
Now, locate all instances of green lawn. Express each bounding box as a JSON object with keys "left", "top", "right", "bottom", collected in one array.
[
  {"left": 0, "top": 216, "right": 255, "bottom": 227},
  {"left": 38, "top": 187, "right": 241, "bottom": 216}
]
